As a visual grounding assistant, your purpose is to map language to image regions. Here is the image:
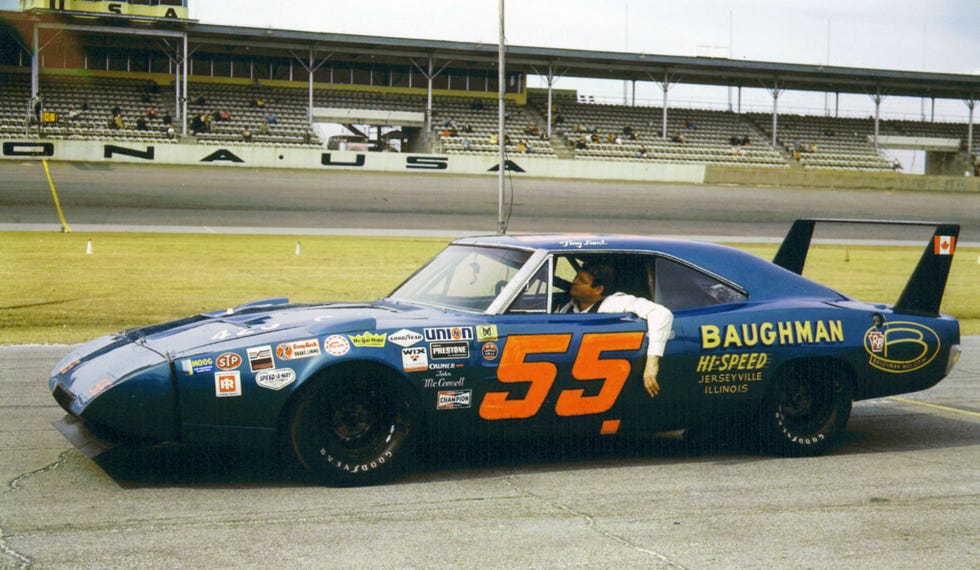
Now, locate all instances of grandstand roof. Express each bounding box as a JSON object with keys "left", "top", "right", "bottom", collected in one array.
[{"left": 3, "top": 10, "right": 979, "bottom": 102}]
